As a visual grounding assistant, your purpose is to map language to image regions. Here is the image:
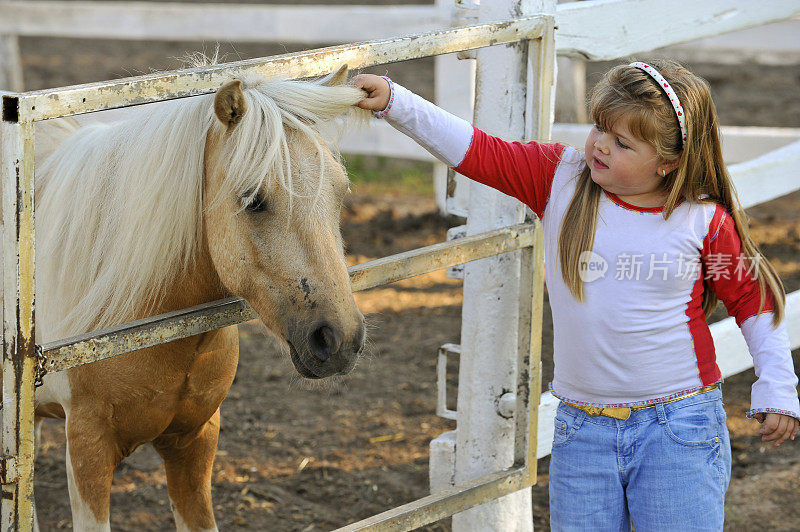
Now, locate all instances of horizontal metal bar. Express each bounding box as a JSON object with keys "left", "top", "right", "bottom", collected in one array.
[
  {"left": 2, "top": 16, "right": 548, "bottom": 123},
  {"left": 42, "top": 297, "right": 254, "bottom": 374},
  {"left": 349, "top": 222, "right": 535, "bottom": 291},
  {"left": 335, "top": 466, "right": 528, "bottom": 531},
  {"left": 41, "top": 222, "right": 537, "bottom": 373}
]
